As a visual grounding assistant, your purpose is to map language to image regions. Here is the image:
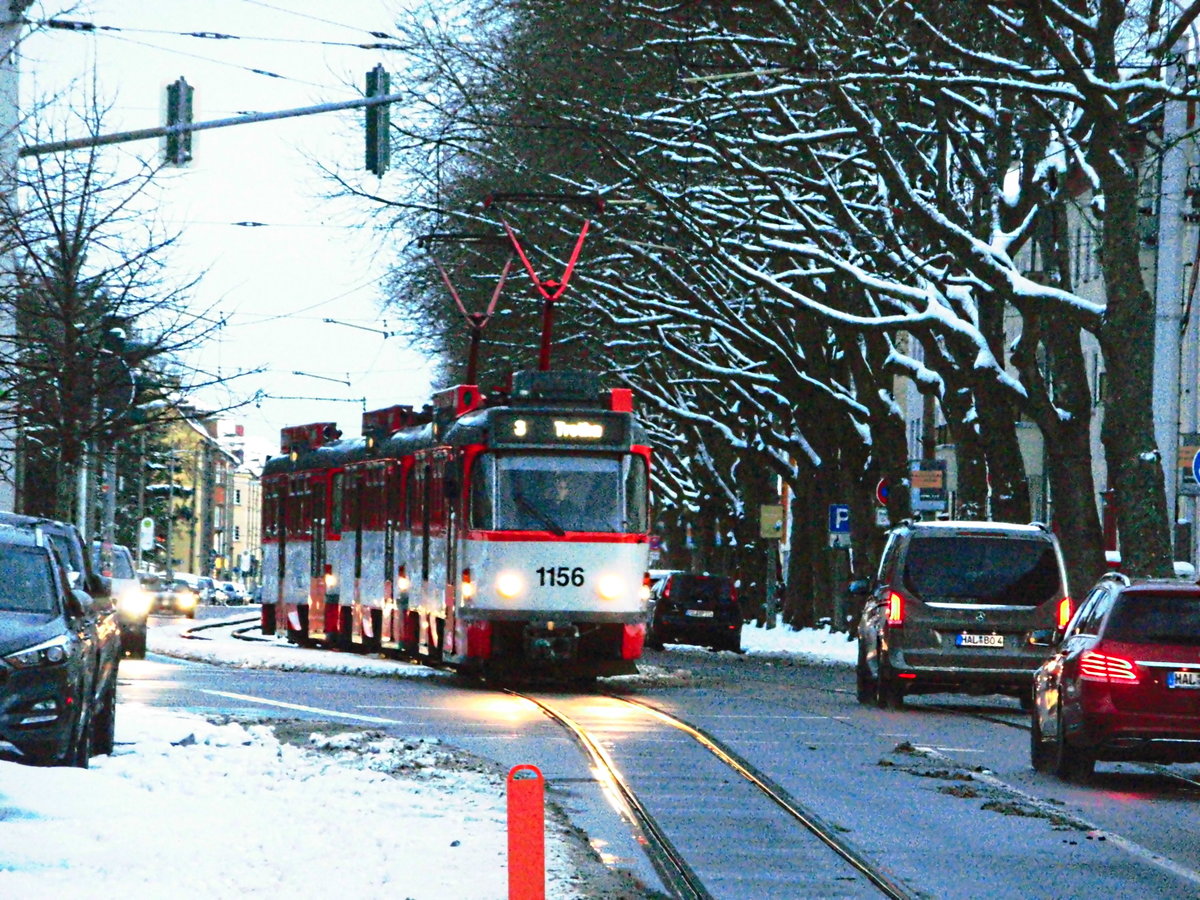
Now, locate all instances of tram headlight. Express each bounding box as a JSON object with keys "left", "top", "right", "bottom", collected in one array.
[
  {"left": 495, "top": 571, "right": 524, "bottom": 599},
  {"left": 597, "top": 573, "right": 624, "bottom": 602}
]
